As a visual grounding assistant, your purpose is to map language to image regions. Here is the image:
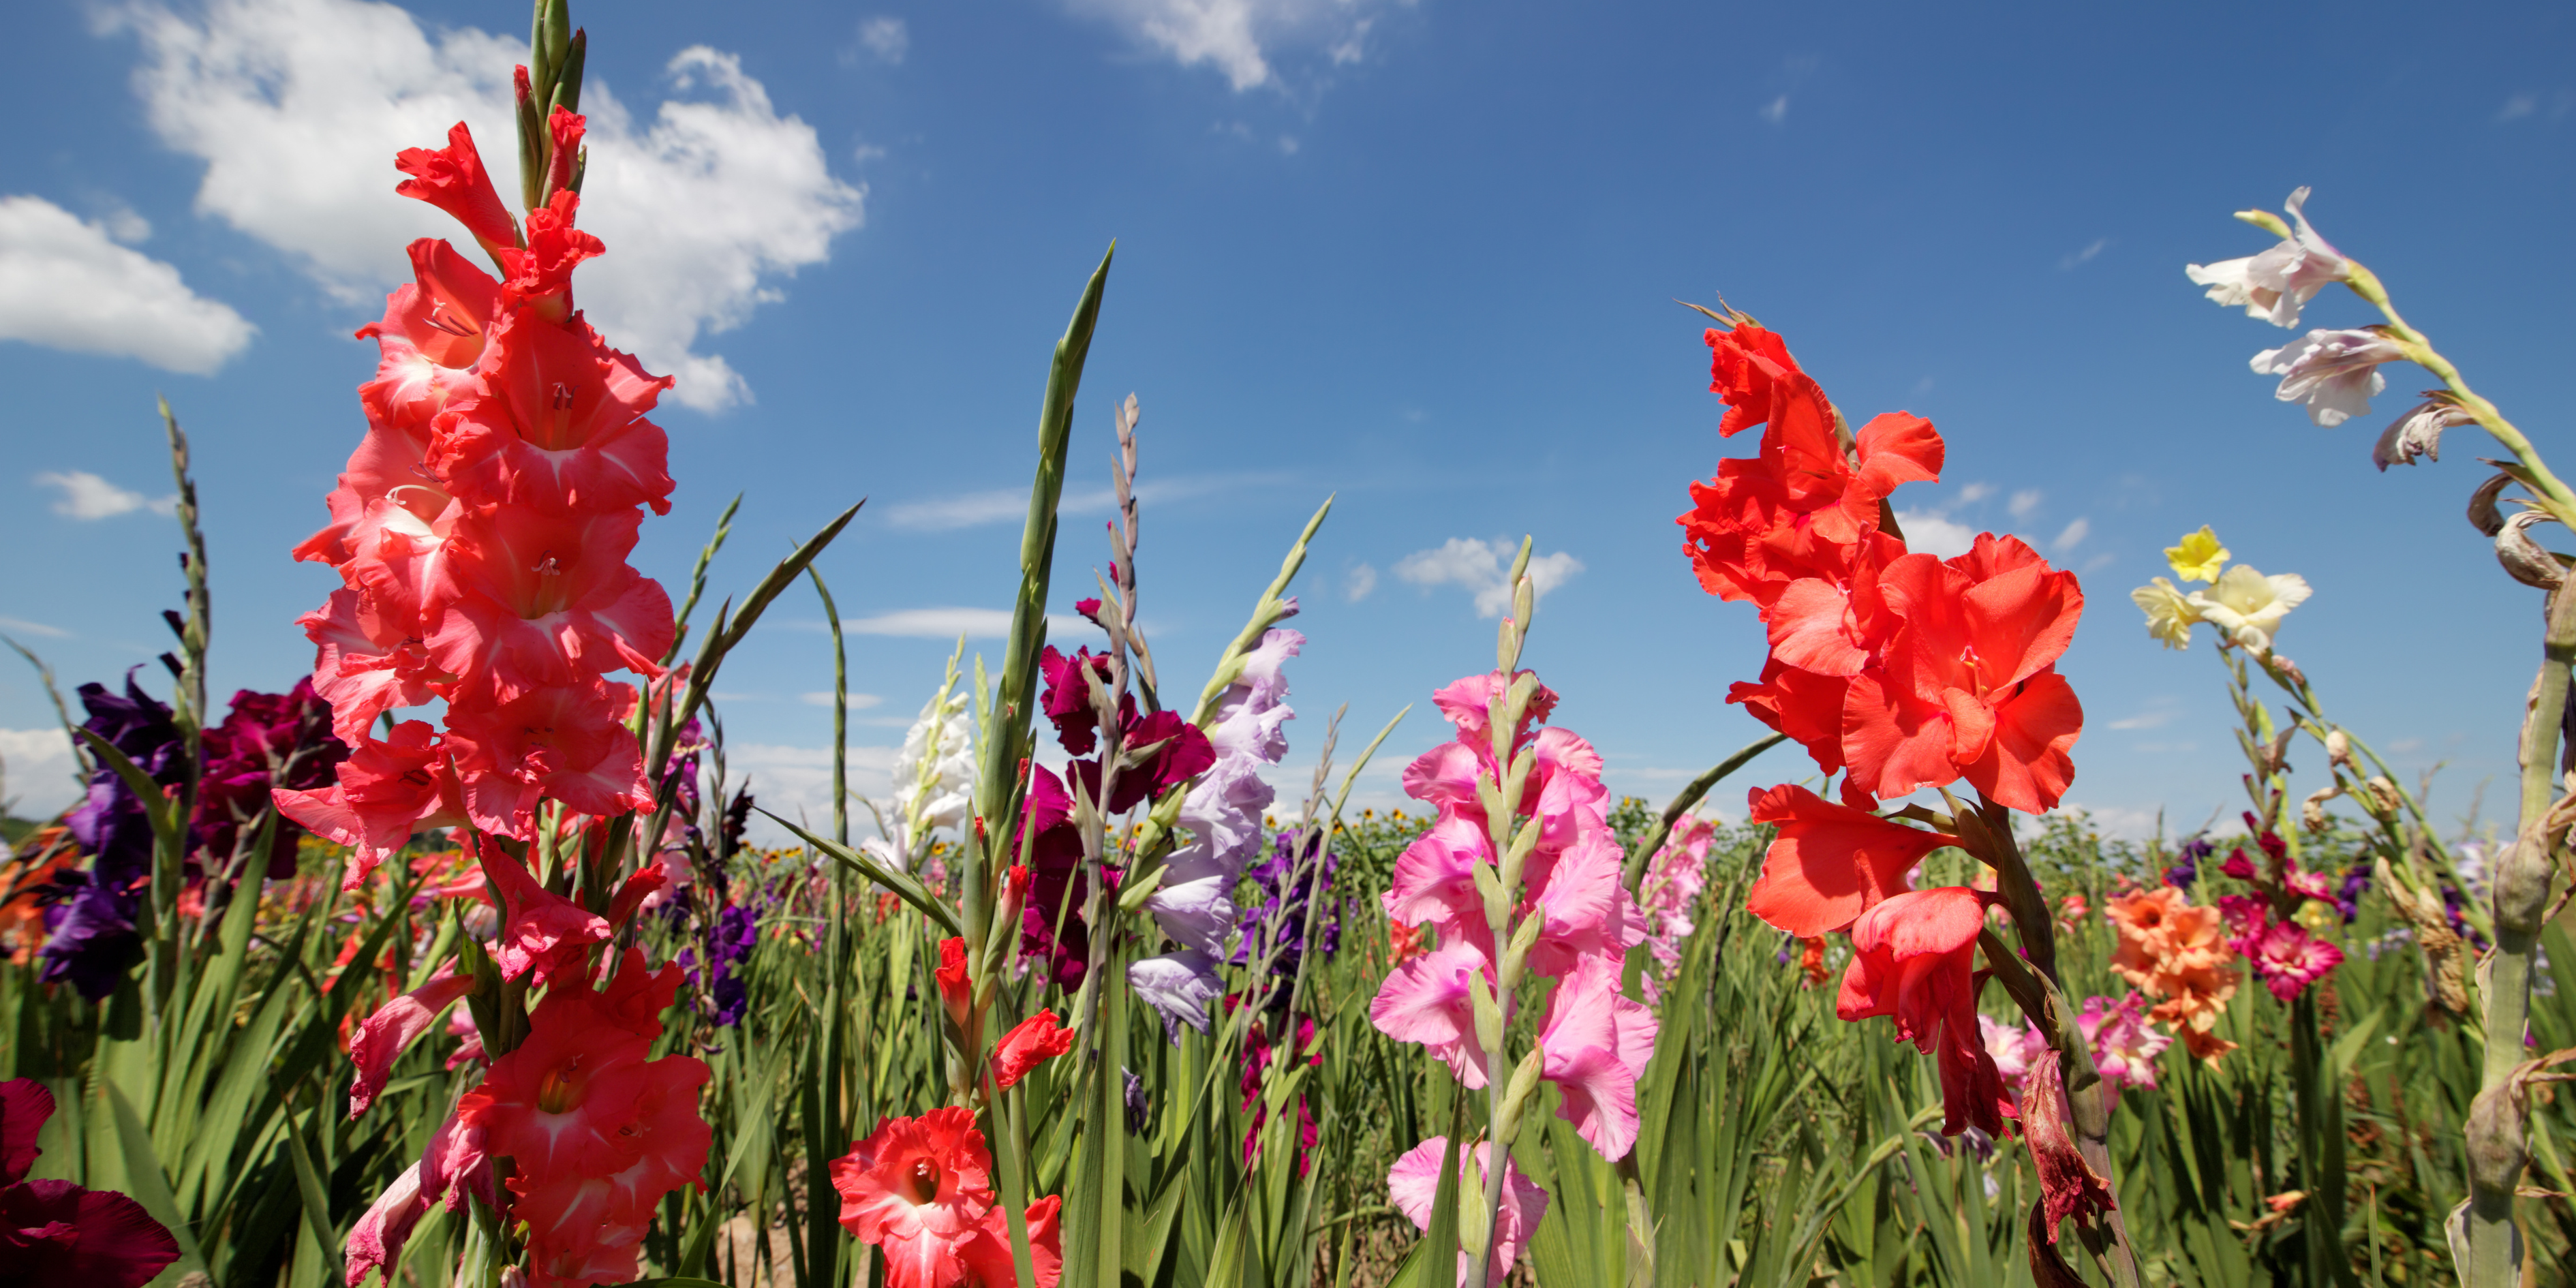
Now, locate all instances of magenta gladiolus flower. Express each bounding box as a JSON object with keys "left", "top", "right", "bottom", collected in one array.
[
  {"left": 0, "top": 1079, "right": 181, "bottom": 1288},
  {"left": 2078, "top": 994, "right": 2173, "bottom": 1092},
  {"left": 2250, "top": 923, "right": 2344, "bottom": 1001}
]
